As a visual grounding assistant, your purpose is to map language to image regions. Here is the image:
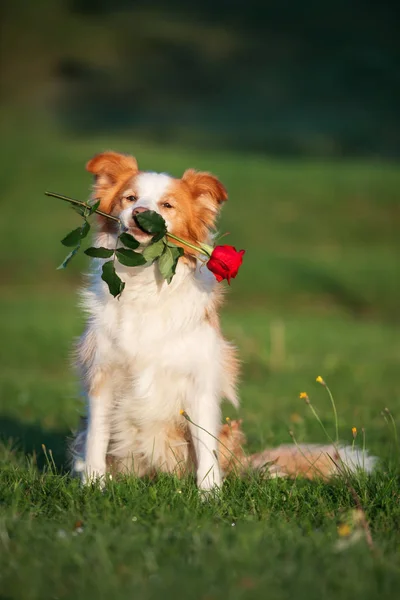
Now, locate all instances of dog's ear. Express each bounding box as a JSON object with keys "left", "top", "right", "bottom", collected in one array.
[
  {"left": 182, "top": 169, "right": 227, "bottom": 229},
  {"left": 182, "top": 169, "right": 227, "bottom": 206},
  {"left": 86, "top": 151, "right": 138, "bottom": 186},
  {"left": 86, "top": 151, "right": 138, "bottom": 214}
]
